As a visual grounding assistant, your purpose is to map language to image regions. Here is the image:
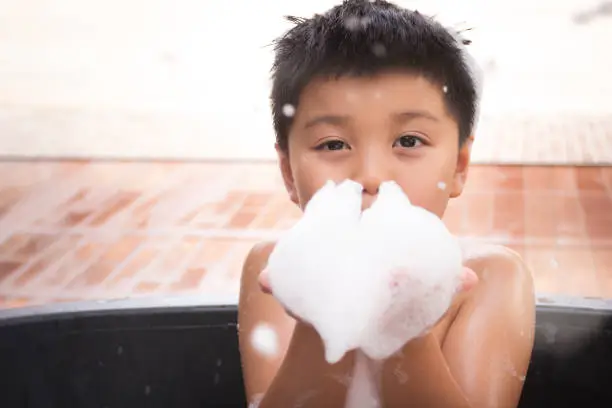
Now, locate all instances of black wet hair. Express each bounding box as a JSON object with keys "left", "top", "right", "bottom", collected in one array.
[{"left": 270, "top": 0, "right": 477, "bottom": 151}]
